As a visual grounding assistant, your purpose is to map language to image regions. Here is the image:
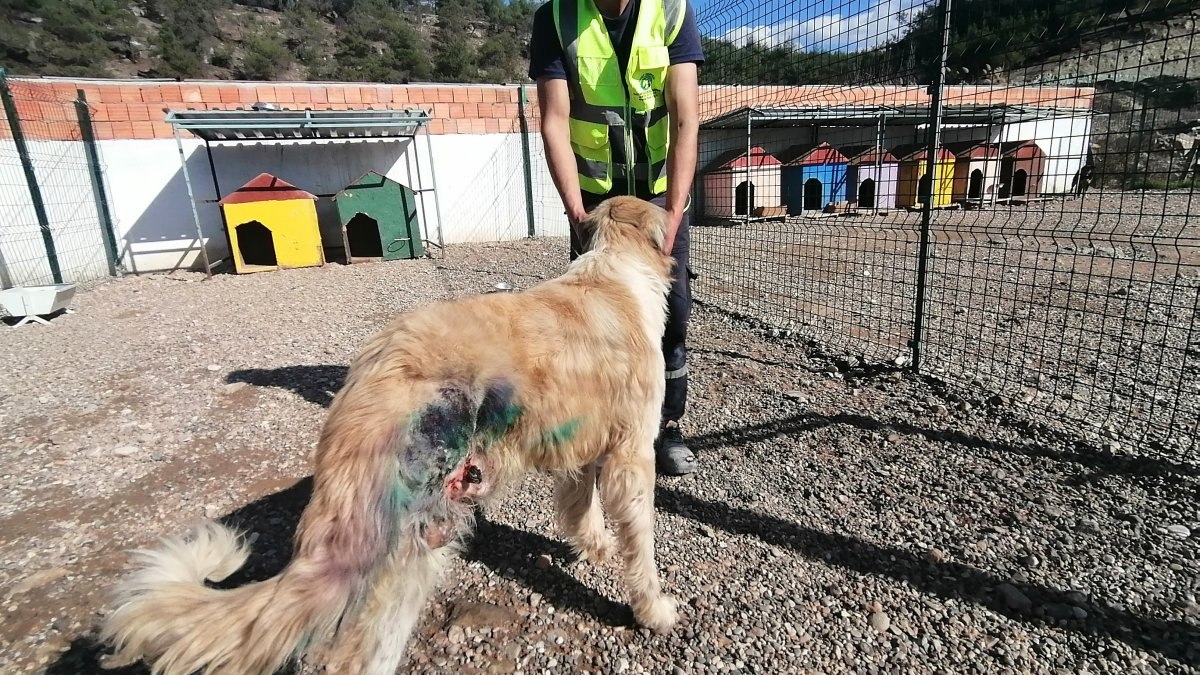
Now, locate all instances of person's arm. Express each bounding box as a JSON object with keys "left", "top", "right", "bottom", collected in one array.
[
  {"left": 662, "top": 61, "right": 699, "bottom": 254},
  {"left": 537, "top": 77, "right": 589, "bottom": 227}
]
